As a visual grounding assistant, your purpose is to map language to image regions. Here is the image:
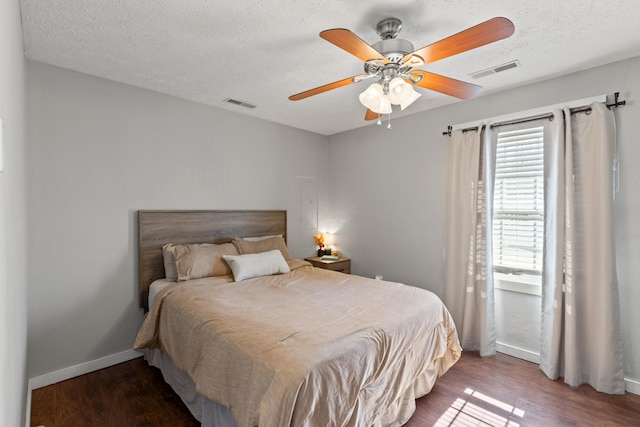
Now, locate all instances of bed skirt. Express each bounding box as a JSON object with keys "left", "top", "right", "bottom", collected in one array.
[{"left": 140, "top": 348, "right": 238, "bottom": 427}]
